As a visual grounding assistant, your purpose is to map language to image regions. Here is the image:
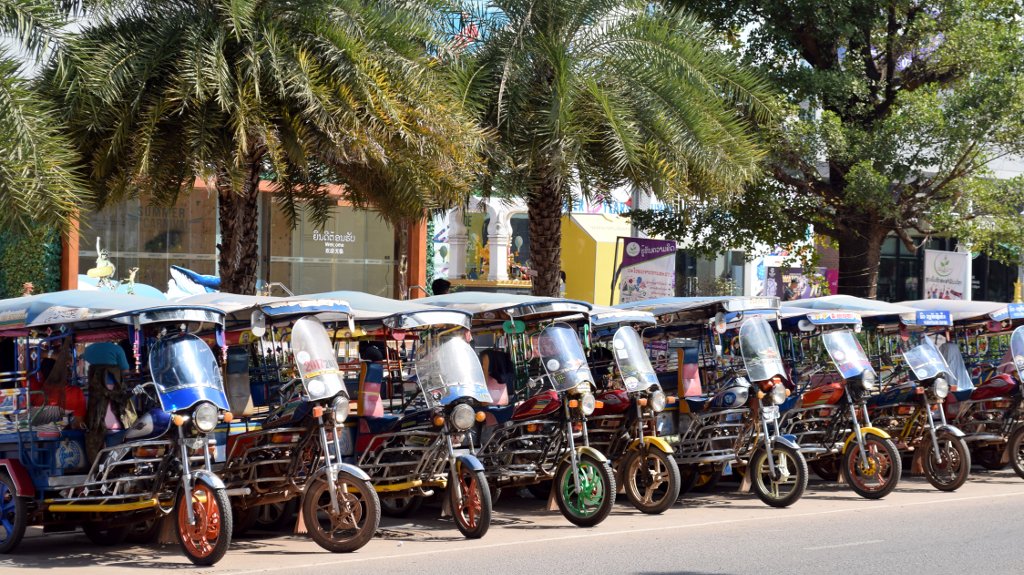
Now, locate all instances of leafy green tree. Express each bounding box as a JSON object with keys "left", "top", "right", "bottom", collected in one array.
[
  {"left": 659, "top": 0, "right": 1024, "bottom": 298},
  {"left": 0, "top": 1, "right": 87, "bottom": 232},
  {"left": 454, "top": 0, "right": 775, "bottom": 296},
  {"left": 45, "top": 0, "right": 483, "bottom": 294}
]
